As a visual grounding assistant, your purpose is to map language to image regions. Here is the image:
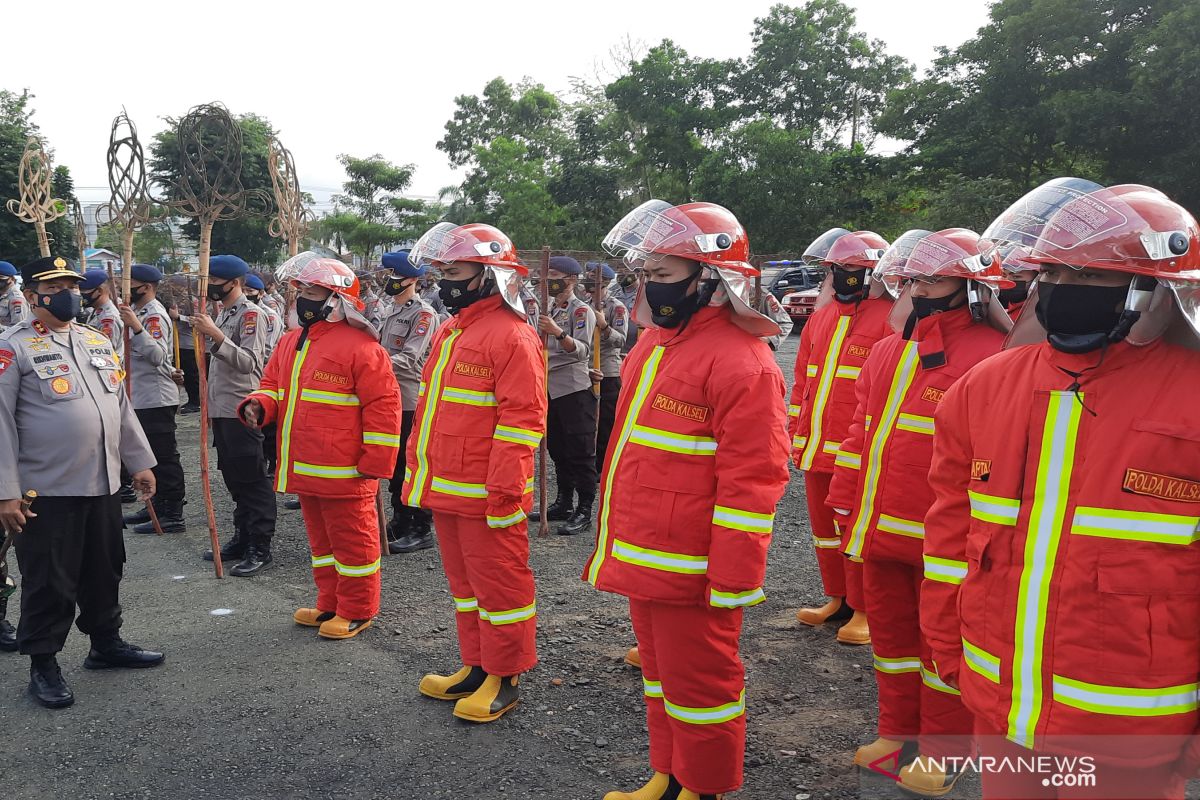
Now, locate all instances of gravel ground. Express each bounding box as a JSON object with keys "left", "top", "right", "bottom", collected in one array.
[{"left": 0, "top": 331, "right": 984, "bottom": 800}]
